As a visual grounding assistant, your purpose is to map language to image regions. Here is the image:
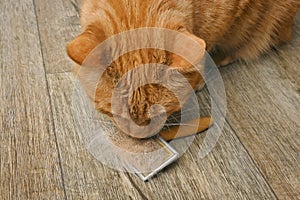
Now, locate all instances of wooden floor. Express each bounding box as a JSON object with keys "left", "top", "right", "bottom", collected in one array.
[{"left": 0, "top": 1, "right": 299, "bottom": 199}]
